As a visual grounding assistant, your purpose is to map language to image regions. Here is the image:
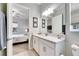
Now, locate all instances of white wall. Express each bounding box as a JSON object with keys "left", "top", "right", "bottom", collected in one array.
[
  {"left": 19, "top": 4, "right": 41, "bottom": 33},
  {"left": 12, "top": 4, "right": 29, "bottom": 34},
  {"left": 29, "top": 5, "right": 41, "bottom": 34},
  {"left": 13, "top": 18, "right": 29, "bottom": 34},
  {"left": 53, "top": 4, "right": 65, "bottom": 25}
]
